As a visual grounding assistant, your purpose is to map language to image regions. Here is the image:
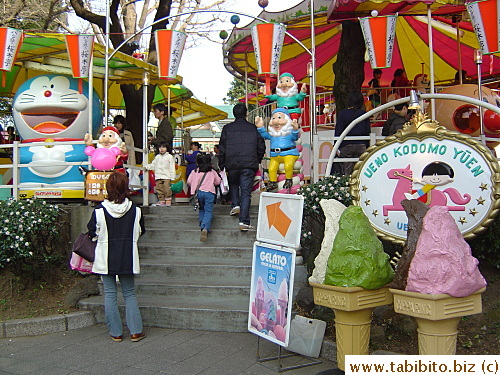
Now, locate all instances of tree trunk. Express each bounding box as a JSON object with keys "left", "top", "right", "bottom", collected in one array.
[
  {"left": 120, "top": 84, "right": 156, "bottom": 164},
  {"left": 70, "top": 0, "right": 174, "bottom": 164},
  {"left": 332, "top": 20, "right": 366, "bottom": 113}
]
